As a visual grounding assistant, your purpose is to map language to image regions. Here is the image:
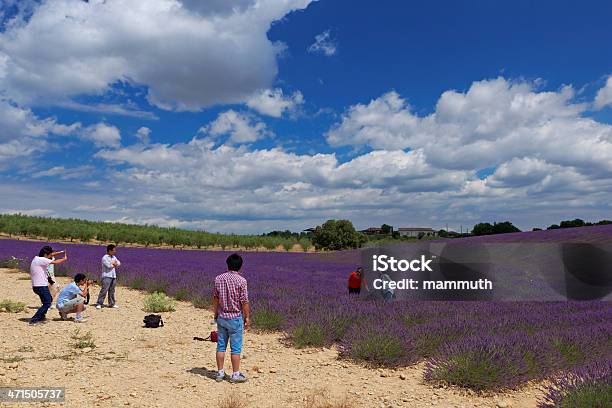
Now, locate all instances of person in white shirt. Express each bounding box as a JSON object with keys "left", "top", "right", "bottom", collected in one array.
[
  {"left": 95, "top": 244, "right": 121, "bottom": 309},
  {"left": 29, "top": 246, "right": 68, "bottom": 325}
]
